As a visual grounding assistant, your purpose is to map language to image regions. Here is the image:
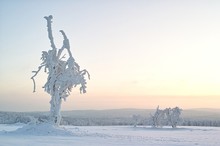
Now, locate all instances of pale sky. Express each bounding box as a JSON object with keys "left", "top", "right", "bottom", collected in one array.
[{"left": 0, "top": 0, "right": 220, "bottom": 111}]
